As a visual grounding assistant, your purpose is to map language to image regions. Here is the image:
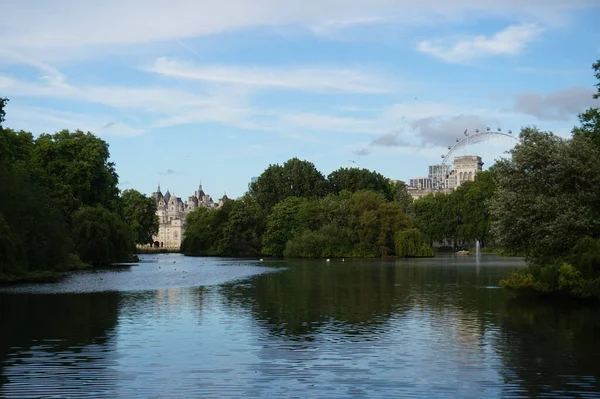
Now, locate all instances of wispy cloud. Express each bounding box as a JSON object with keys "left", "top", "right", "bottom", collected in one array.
[
  {"left": 417, "top": 24, "right": 544, "bottom": 63},
  {"left": 5, "top": 105, "right": 144, "bottom": 137},
  {"left": 0, "top": 1, "right": 594, "bottom": 66},
  {"left": 147, "top": 57, "right": 393, "bottom": 94}
]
